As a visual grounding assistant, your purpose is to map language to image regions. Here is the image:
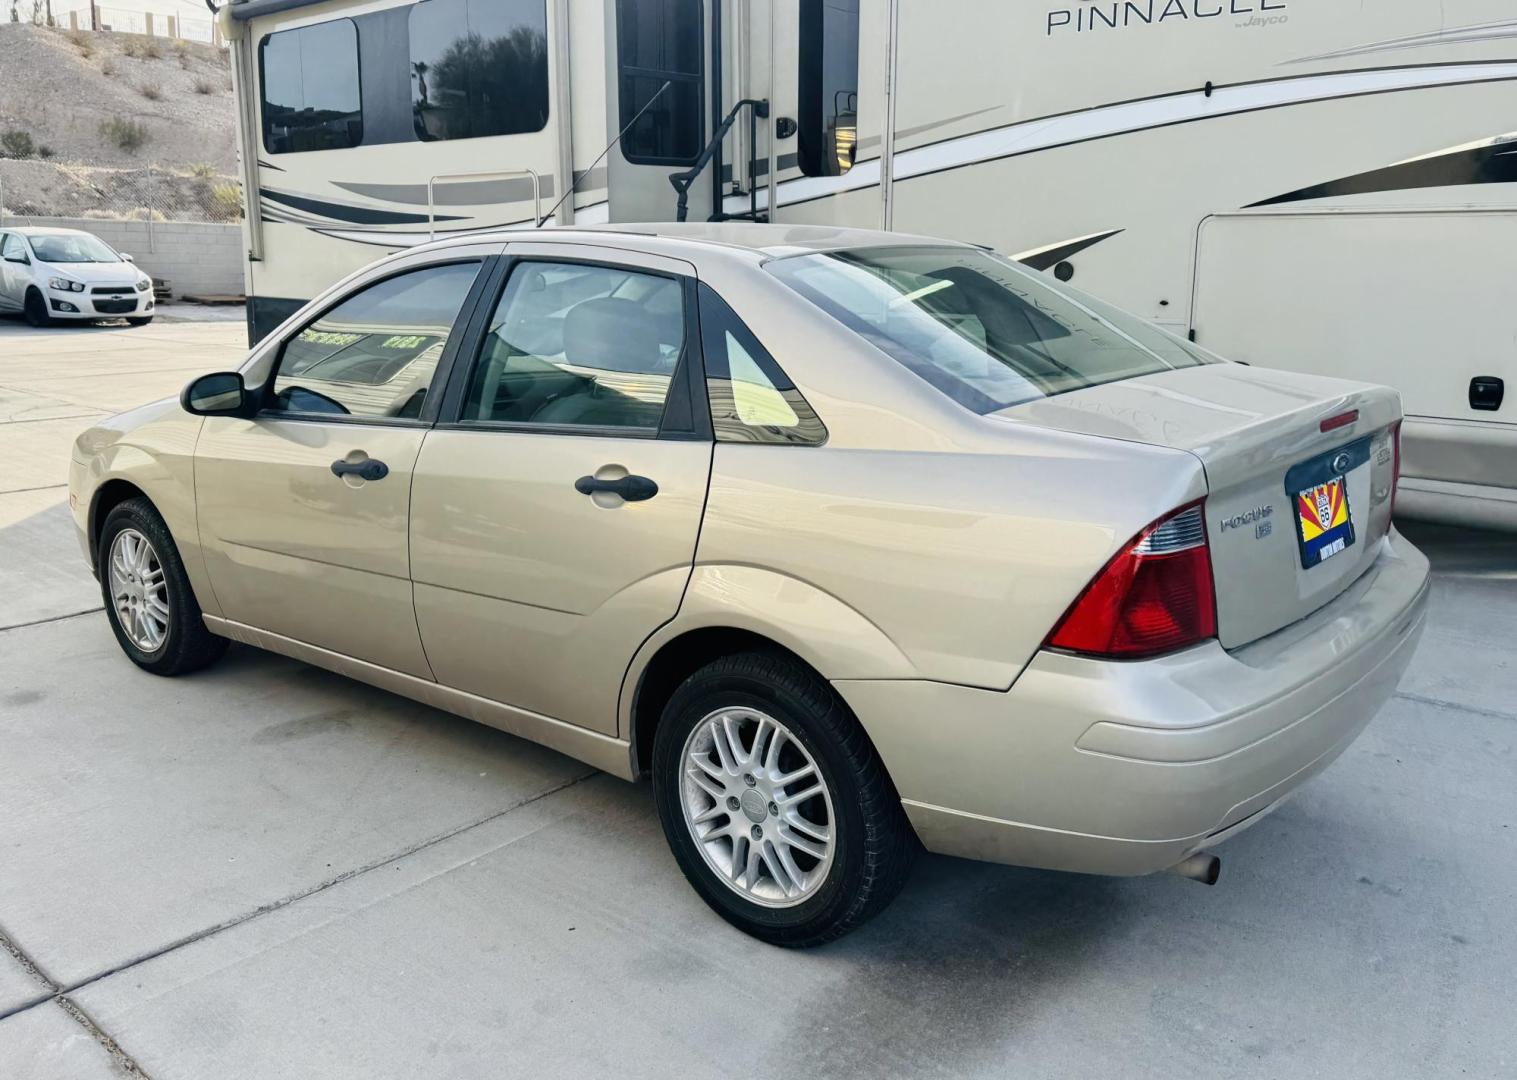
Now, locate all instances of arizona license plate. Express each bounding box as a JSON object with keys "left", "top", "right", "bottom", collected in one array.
[{"left": 1295, "top": 475, "right": 1355, "bottom": 567}]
